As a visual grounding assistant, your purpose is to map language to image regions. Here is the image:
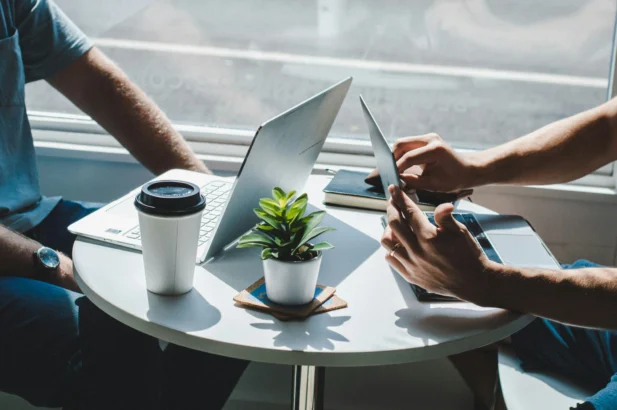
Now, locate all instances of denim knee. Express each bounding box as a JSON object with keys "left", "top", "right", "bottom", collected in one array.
[
  {"left": 562, "top": 260, "right": 603, "bottom": 270},
  {"left": 0, "top": 277, "right": 81, "bottom": 407}
]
